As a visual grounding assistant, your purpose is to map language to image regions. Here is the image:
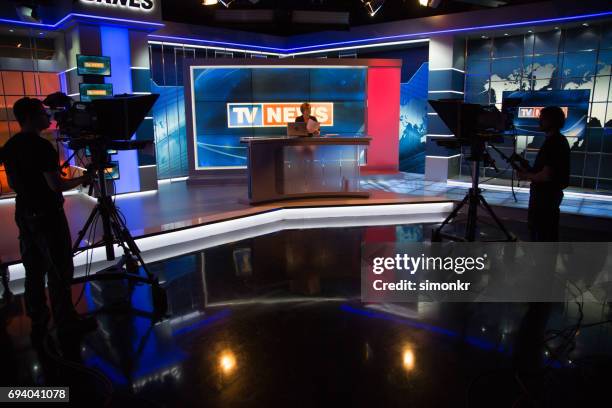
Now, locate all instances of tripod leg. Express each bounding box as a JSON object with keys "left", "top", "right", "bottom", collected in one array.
[
  {"left": 433, "top": 194, "right": 469, "bottom": 241},
  {"left": 107, "top": 205, "right": 167, "bottom": 317},
  {"left": 478, "top": 195, "right": 516, "bottom": 241},
  {"left": 99, "top": 197, "right": 116, "bottom": 261},
  {"left": 0, "top": 263, "right": 12, "bottom": 301},
  {"left": 465, "top": 188, "right": 480, "bottom": 242},
  {"left": 73, "top": 205, "right": 100, "bottom": 252},
  {"left": 103, "top": 200, "right": 154, "bottom": 279}
]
